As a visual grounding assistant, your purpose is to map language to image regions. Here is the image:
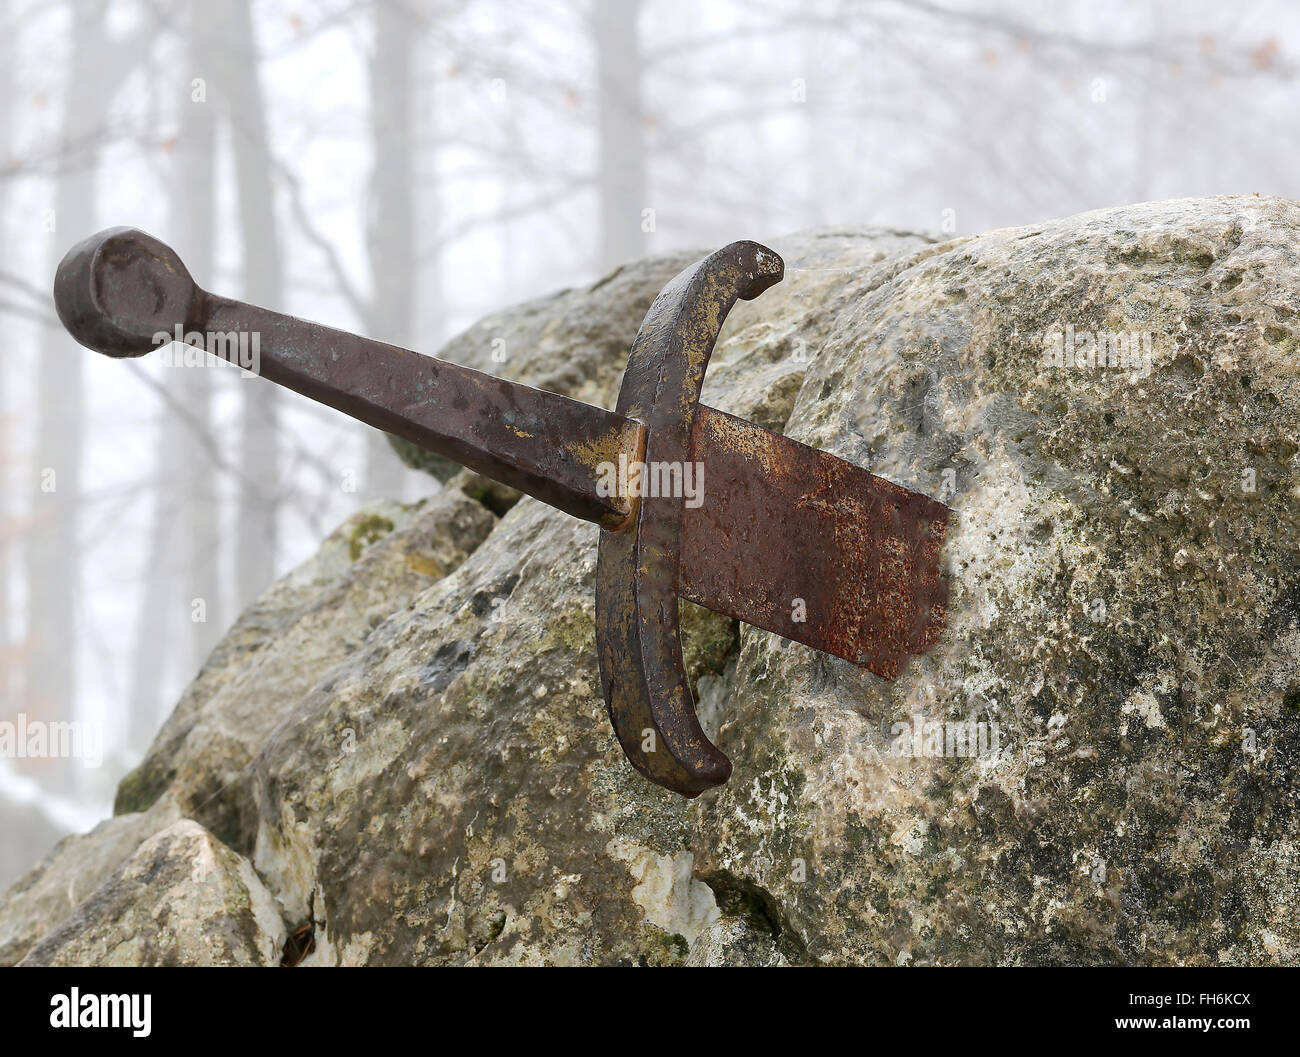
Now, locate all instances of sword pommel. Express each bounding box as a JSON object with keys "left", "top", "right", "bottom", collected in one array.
[{"left": 54, "top": 227, "right": 201, "bottom": 359}]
